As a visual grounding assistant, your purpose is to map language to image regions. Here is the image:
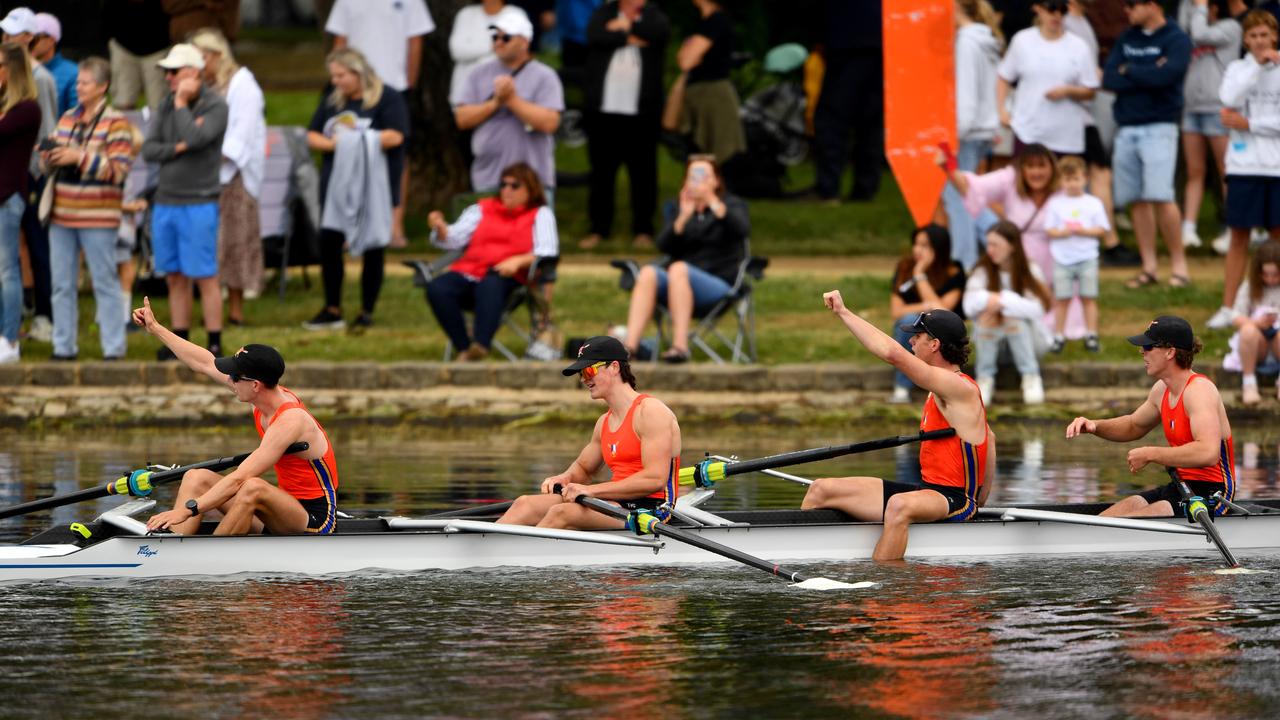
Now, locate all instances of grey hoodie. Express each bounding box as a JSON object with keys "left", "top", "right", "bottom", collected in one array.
[
  {"left": 1178, "top": 0, "right": 1242, "bottom": 114},
  {"left": 956, "top": 23, "right": 1002, "bottom": 142}
]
